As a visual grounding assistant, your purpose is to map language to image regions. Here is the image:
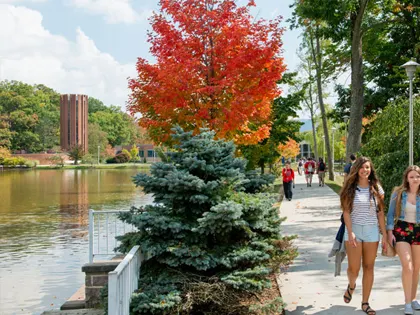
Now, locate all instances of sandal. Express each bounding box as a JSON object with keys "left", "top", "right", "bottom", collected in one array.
[
  {"left": 343, "top": 284, "right": 355, "bottom": 303},
  {"left": 361, "top": 302, "right": 376, "bottom": 315}
]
